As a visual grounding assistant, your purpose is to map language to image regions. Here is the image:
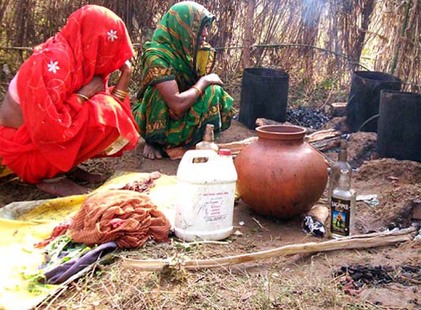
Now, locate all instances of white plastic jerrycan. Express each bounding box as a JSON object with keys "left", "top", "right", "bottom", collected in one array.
[{"left": 174, "top": 149, "right": 237, "bottom": 241}]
